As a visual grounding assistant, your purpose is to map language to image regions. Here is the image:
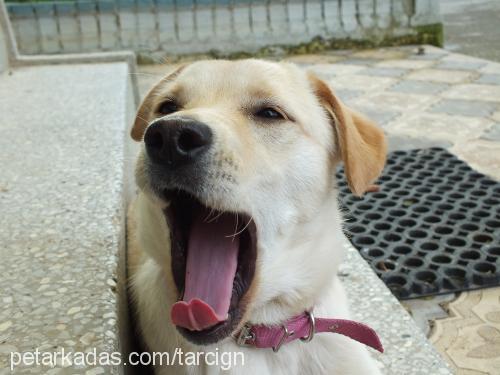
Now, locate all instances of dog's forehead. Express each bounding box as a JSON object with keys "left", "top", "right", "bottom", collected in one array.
[{"left": 172, "top": 60, "right": 306, "bottom": 100}]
